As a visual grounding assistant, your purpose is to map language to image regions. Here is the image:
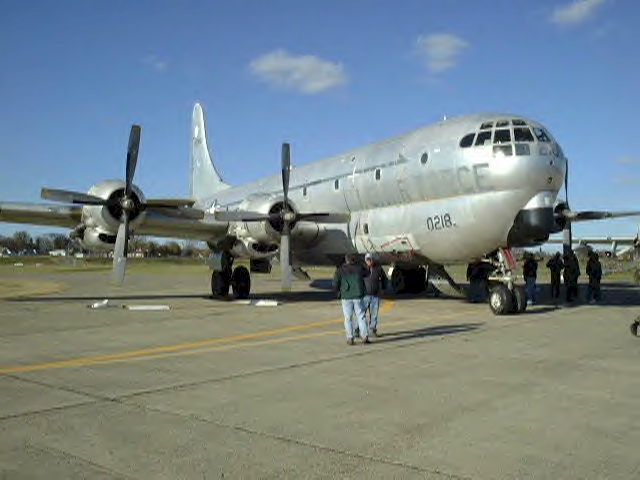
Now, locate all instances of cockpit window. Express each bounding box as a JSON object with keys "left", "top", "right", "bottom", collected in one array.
[
  {"left": 475, "top": 130, "right": 492, "bottom": 146},
  {"left": 532, "top": 127, "right": 550, "bottom": 142},
  {"left": 480, "top": 121, "right": 493, "bottom": 130},
  {"left": 512, "top": 119, "right": 527, "bottom": 126},
  {"left": 494, "top": 144, "right": 513, "bottom": 156},
  {"left": 496, "top": 120, "right": 509, "bottom": 127},
  {"left": 460, "top": 133, "right": 475, "bottom": 148},
  {"left": 493, "top": 129, "right": 511, "bottom": 144},
  {"left": 514, "top": 127, "right": 534, "bottom": 142}
]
